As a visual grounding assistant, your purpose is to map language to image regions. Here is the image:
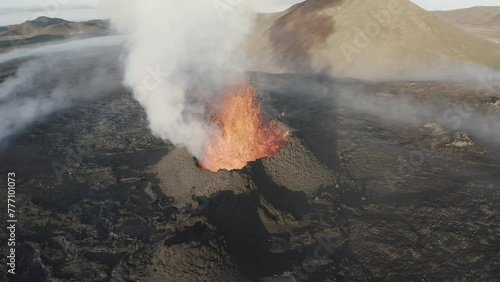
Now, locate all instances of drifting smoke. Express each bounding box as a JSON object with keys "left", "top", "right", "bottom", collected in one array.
[
  {"left": 102, "top": 0, "right": 258, "bottom": 159},
  {"left": 335, "top": 83, "right": 500, "bottom": 146},
  {"left": 0, "top": 38, "right": 122, "bottom": 143},
  {"left": 261, "top": 71, "right": 500, "bottom": 148},
  {"left": 332, "top": 61, "right": 500, "bottom": 146},
  {"left": 0, "top": 35, "right": 124, "bottom": 65}
]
